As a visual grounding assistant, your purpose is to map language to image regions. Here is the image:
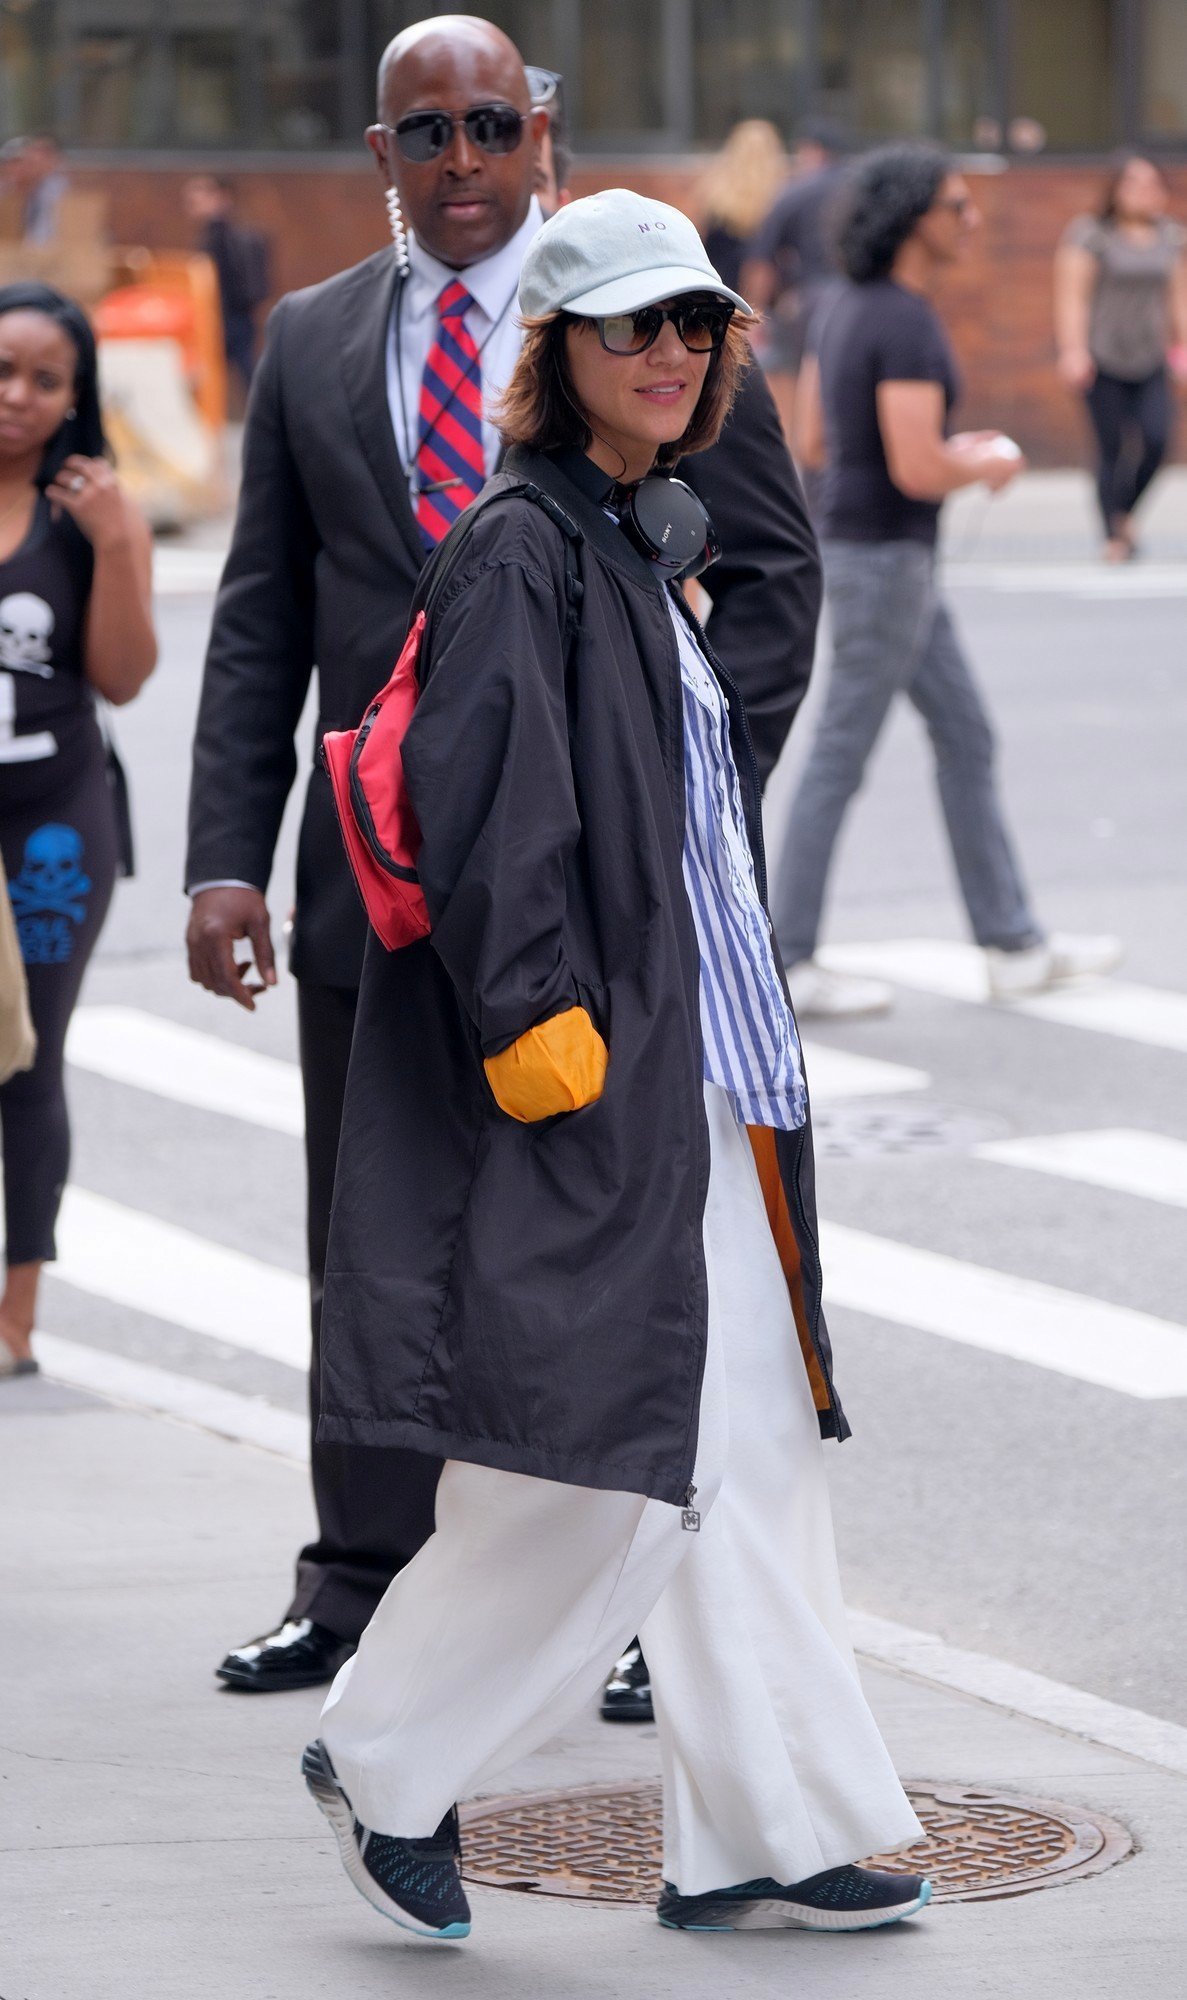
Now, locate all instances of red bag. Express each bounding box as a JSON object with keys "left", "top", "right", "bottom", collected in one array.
[
  {"left": 322, "top": 610, "right": 431, "bottom": 952},
  {"left": 321, "top": 481, "right": 583, "bottom": 954}
]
